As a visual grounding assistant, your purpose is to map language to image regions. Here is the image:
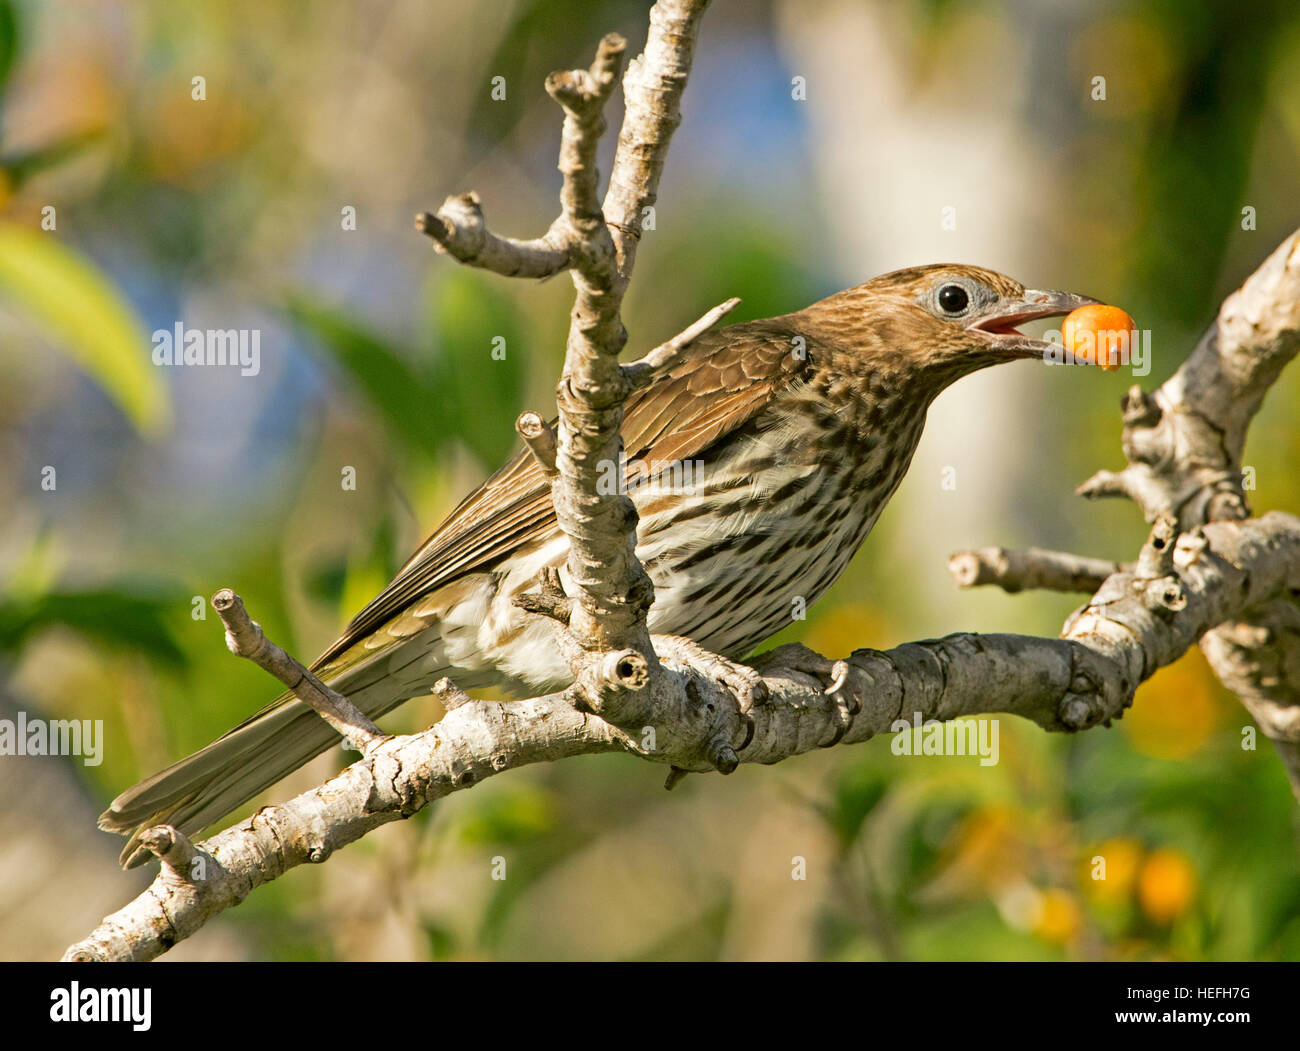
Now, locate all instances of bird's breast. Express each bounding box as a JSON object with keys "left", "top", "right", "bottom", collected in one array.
[
  {"left": 478, "top": 383, "right": 932, "bottom": 683},
  {"left": 627, "top": 397, "right": 925, "bottom": 657}
]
